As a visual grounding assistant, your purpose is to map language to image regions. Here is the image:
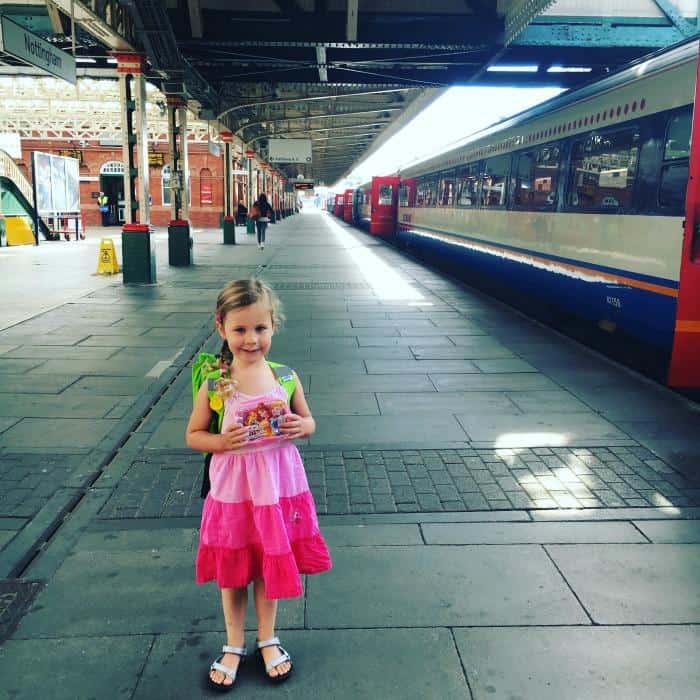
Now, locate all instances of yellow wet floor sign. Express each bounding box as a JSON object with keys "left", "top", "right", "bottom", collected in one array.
[{"left": 97, "top": 238, "right": 121, "bottom": 274}]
